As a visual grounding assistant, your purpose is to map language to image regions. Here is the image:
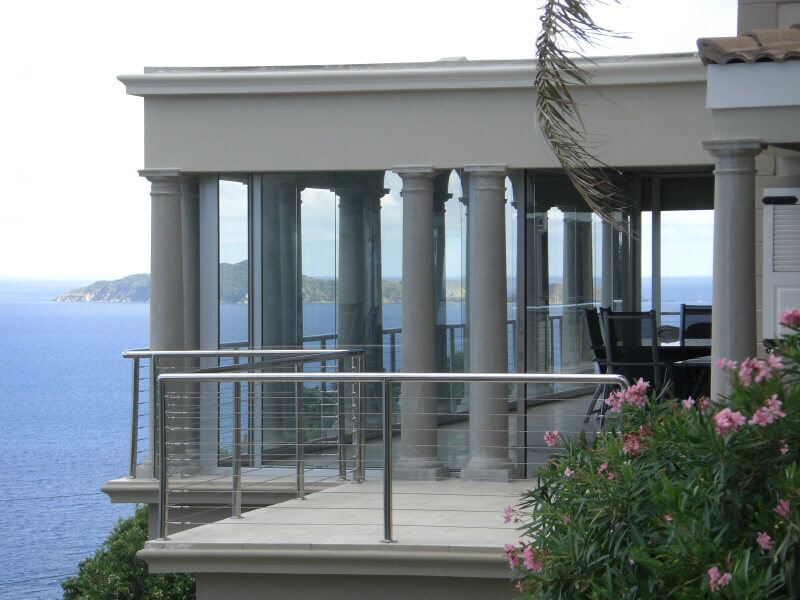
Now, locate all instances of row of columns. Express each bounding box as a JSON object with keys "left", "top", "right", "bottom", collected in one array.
[{"left": 394, "top": 166, "right": 515, "bottom": 482}]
